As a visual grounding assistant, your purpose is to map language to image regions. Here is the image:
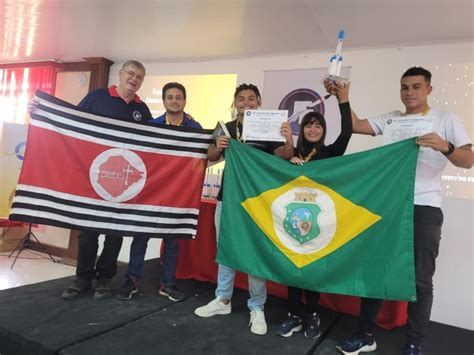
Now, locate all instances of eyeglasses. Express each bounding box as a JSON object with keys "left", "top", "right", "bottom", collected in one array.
[{"left": 123, "top": 70, "right": 144, "bottom": 81}]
